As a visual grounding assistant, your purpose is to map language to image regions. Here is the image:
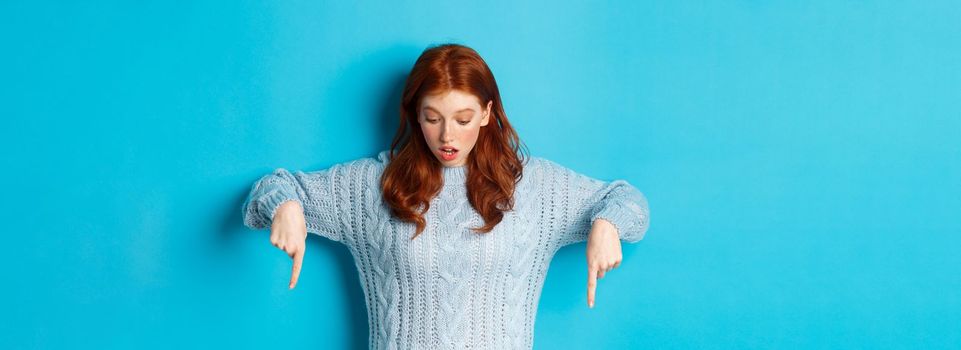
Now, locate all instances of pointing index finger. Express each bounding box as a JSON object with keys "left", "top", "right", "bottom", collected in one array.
[
  {"left": 587, "top": 266, "right": 597, "bottom": 308},
  {"left": 289, "top": 248, "right": 304, "bottom": 289}
]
